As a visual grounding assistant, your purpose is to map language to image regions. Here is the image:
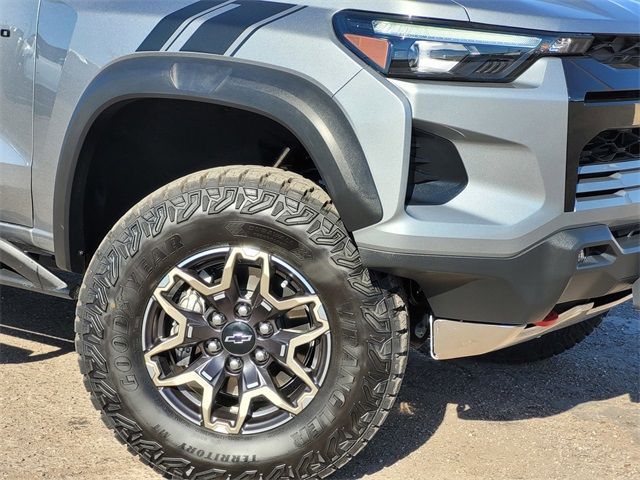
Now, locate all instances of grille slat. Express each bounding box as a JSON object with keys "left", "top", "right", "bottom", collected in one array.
[
  {"left": 578, "top": 159, "right": 640, "bottom": 175},
  {"left": 575, "top": 127, "right": 640, "bottom": 211},
  {"left": 587, "top": 35, "right": 640, "bottom": 69},
  {"left": 575, "top": 187, "right": 640, "bottom": 210},
  {"left": 576, "top": 169, "right": 640, "bottom": 194}
]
